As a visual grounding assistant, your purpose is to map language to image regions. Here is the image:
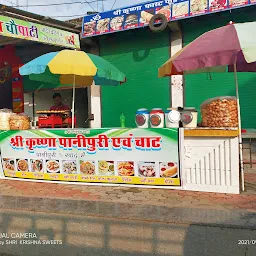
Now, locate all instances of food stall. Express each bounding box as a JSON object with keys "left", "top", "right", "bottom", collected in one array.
[
  {"left": 0, "top": 80, "right": 240, "bottom": 193},
  {"left": 0, "top": 109, "right": 239, "bottom": 193},
  {"left": 0, "top": 54, "right": 242, "bottom": 195},
  {"left": 0, "top": 49, "right": 183, "bottom": 190}
]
